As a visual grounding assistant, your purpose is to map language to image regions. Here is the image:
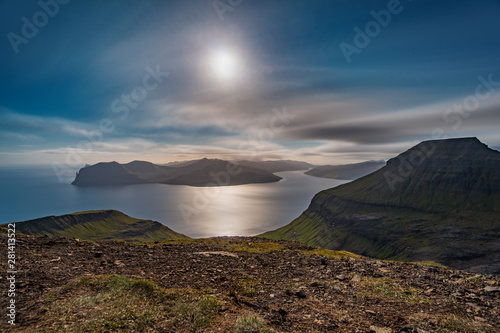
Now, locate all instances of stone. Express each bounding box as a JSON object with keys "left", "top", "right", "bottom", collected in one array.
[
  {"left": 370, "top": 325, "right": 392, "bottom": 333},
  {"left": 351, "top": 275, "right": 361, "bottom": 283},
  {"left": 296, "top": 289, "right": 307, "bottom": 299},
  {"left": 484, "top": 286, "right": 500, "bottom": 293}
]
